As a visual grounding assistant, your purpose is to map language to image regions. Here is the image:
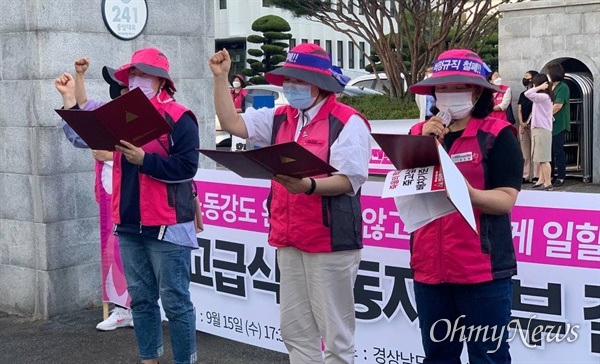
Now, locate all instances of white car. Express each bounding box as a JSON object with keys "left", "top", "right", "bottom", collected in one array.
[
  {"left": 244, "top": 84, "right": 382, "bottom": 110},
  {"left": 347, "top": 73, "right": 407, "bottom": 93},
  {"left": 347, "top": 73, "right": 389, "bottom": 92}
]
